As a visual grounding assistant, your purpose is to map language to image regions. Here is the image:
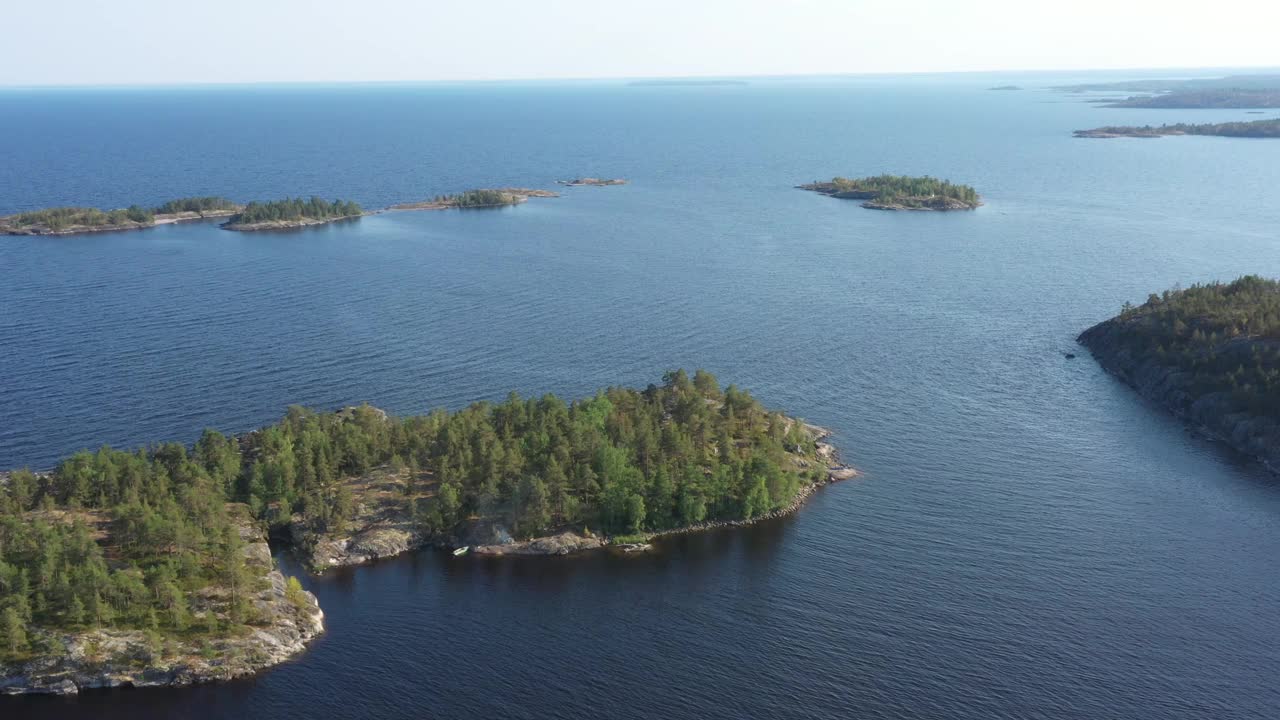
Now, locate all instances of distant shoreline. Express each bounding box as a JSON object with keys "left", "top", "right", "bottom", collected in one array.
[{"left": 1074, "top": 118, "right": 1280, "bottom": 139}]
